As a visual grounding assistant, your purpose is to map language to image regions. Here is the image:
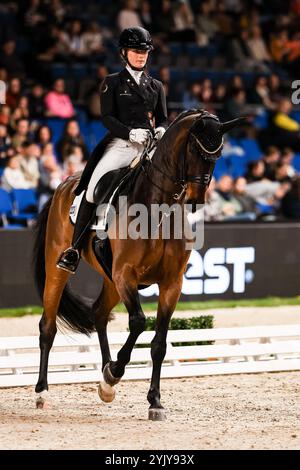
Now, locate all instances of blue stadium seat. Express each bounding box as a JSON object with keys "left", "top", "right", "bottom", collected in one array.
[
  {"left": 88, "top": 121, "right": 107, "bottom": 151},
  {"left": 293, "top": 154, "right": 300, "bottom": 172},
  {"left": 214, "top": 158, "right": 231, "bottom": 180},
  {"left": 169, "top": 43, "right": 182, "bottom": 55},
  {"left": 229, "top": 156, "right": 248, "bottom": 179},
  {"left": 46, "top": 118, "right": 67, "bottom": 145},
  {"left": 240, "top": 138, "right": 262, "bottom": 161},
  {"left": 186, "top": 43, "right": 201, "bottom": 57},
  {"left": 70, "top": 63, "right": 88, "bottom": 79},
  {"left": 186, "top": 69, "right": 205, "bottom": 83},
  {"left": 254, "top": 110, "right": 269, "bottom": 129},
  {"left": 0, "top": 189, "right": 24, "bottom": 229},
  {"left": 10, "top": 189, "right": 38, "bottom": 222},
  {"left": 169, "top": 68, "right": 184, "bottom": 82},
  {"left": 51, "top": 63, "right": 68, "bottom": 79},
  {"left": 291, "top": 111, "right": 300, "bottom": 124}
]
